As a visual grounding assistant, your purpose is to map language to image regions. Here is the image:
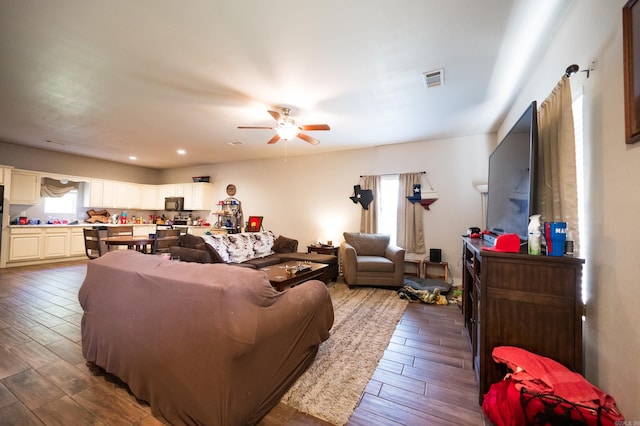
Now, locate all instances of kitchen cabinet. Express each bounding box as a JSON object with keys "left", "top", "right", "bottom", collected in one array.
[
  {"left": 133, "top": 225, "right": 156, "bottom": 237},
  {"left": 7, "top": 226, "right": 90, "bottom": 265},
  {"left": 185, "top": 183, "right": 213, "bottom": 210},
  {"left": 10, "top": 170, "right": 40, "bottom": 204},
  {"left": 142, "top": 185, "right": 159, "bottom": 209},
  {"left": 84, "top": 179, "right": 103, "bottom": 207},
  {"left": 0, "top": 165, "right": 12, "bottom": 186},
  {"left": 85, "top": 180, "right": 145, "bottom": 209},
  {"left": 9, "top": 227, "right": 42, "bottom": 261},
  {"left": 44, "top": 228, "right": 69, "bottom": 258},
  {"left": 70, "top": 228, "right": 86, "bottom": 256}
]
